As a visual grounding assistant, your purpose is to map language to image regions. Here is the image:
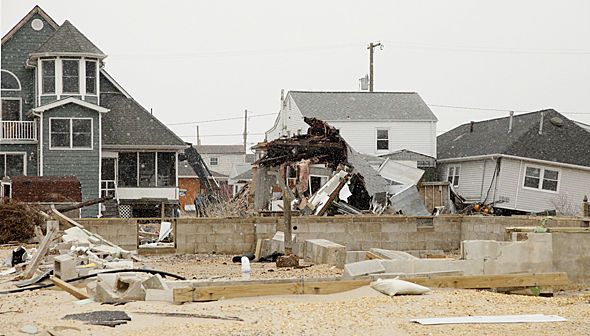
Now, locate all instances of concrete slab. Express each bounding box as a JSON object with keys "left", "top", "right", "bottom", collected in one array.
[
  {"left": 304, "top": 239, "right": 346, "bottom": 267},
  {"left": 343, "top": 259, "right": 386, "bottom": 279},
  {"left": 346, "top": 251, "right": 367, "bottom": 264},
  {"left": 145, "top": 288, "right": 173, "bottom": 302},
  {"left": 370, "top": 248, "right": 419, "bottom": 260},
  {"left": 142, "top": 274, "right": 170, "bottom": 290}
]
